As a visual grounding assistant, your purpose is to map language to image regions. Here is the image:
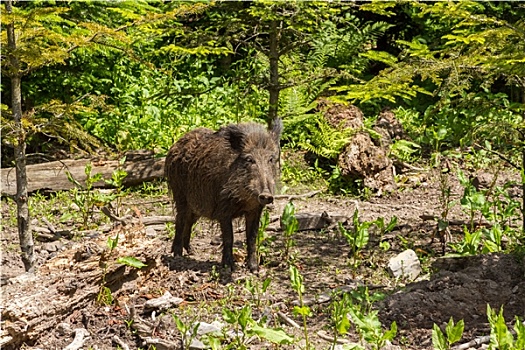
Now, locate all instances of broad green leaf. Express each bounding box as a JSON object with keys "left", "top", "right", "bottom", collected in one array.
[
  {"left": 293, "top": 305, "right": 312, "bottom": 317},
  {"left": 222, "top": 308, "right": 236, "bottom": 324},
  {"left": 445, "top": 317, "right": 464, "bottom": 345},
  {"left": 117, "top": 256, "right": 147, "bottom": 269},
  {"left": 238, "top": 305, "right": 252, "bottom": 329},
  {"left": 432, "top": 324, "right": 447, "bottom": 350},
  {"left": 250, "top": 324, "right": 293, "bottom": 344},
  {"left": 336, "top": 316, "right": 351, "bottom": 335}
]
